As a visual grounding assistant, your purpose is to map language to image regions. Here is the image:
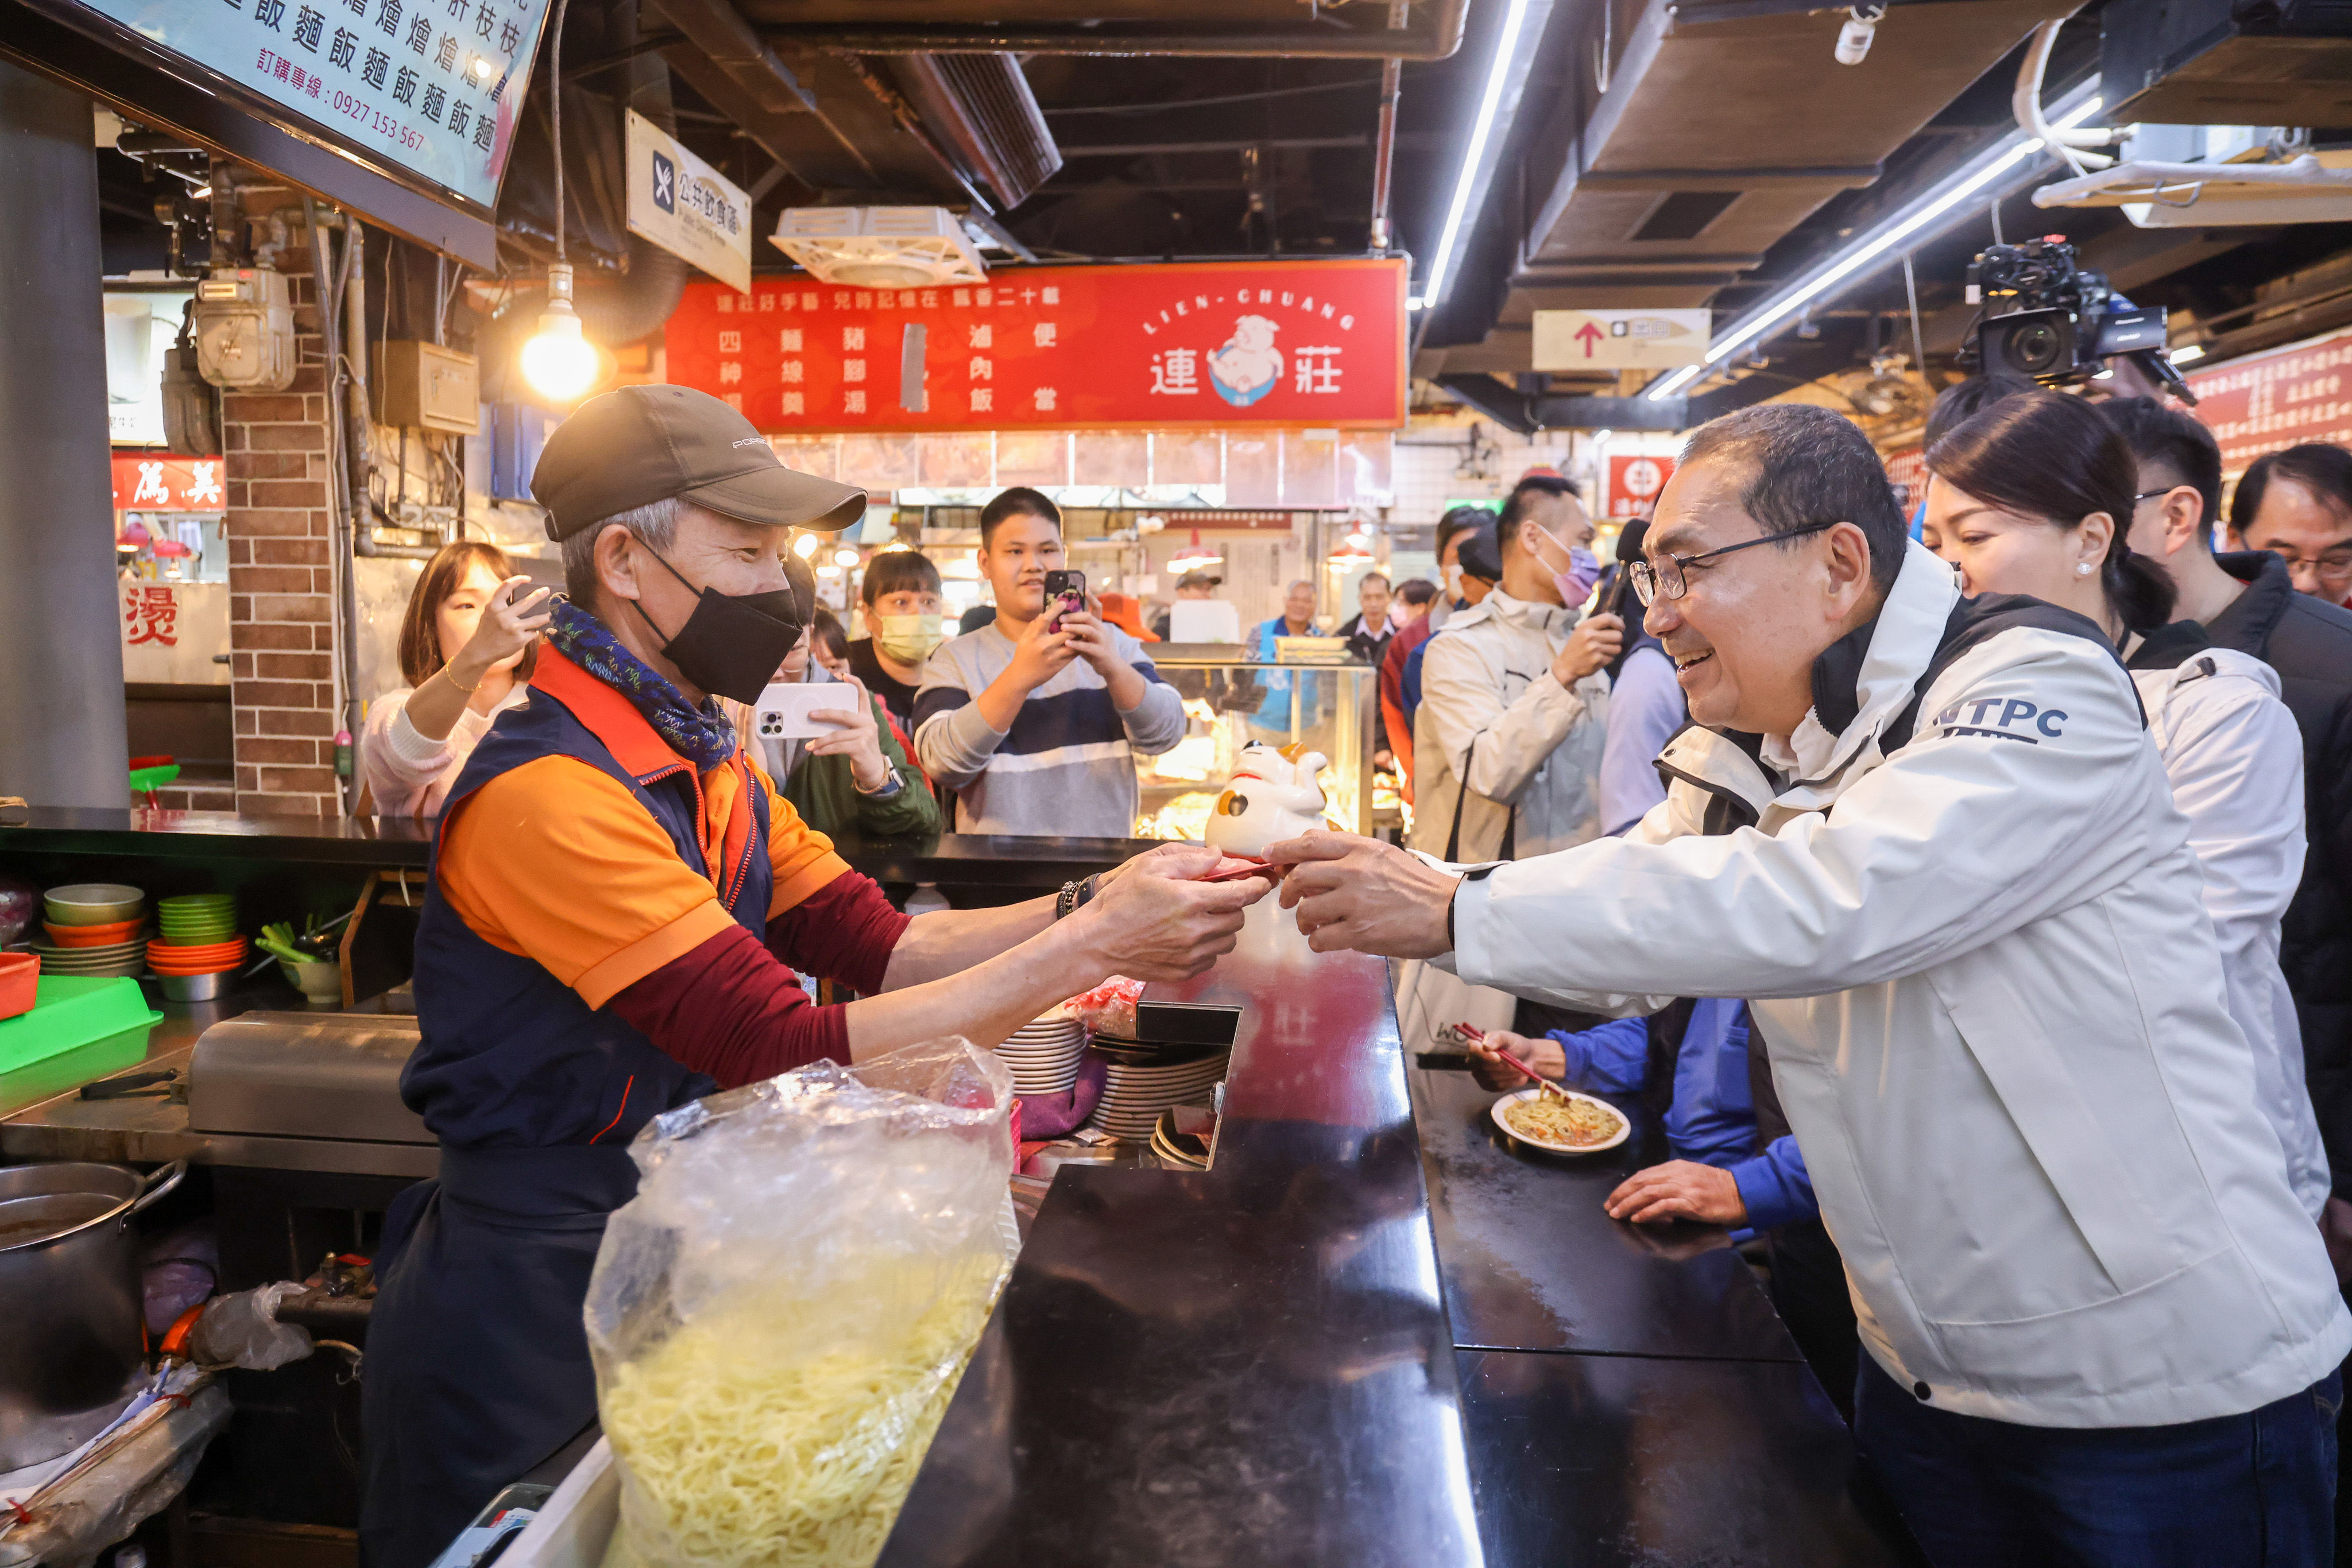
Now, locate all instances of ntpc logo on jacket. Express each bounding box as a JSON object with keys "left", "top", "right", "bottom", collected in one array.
[{"left": 1931, "top": 695, "right": 2068, "bottom": 743}]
